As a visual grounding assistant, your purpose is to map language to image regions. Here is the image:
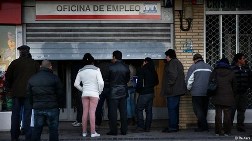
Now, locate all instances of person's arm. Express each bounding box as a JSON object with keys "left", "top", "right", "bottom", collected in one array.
[
  {"left": 4, "top": 62, "right": 14, "bottom": 90},
  {"left": 27, "top": 80, "right": 33, "bottom": 106},
  {"left": 186, "top": 65, "right": 195, "bottom": 90},
  {"left": 166, "top": 60, "right": 178, "bottom": 85},
  {"left": 136, "top": 68, "right": 144, "bottom": 93},
  {"left": 97, "top": 68, "right": 104, "bottom": 94},
  {"left": 56, "top": 77, "right": 65, "bottom": 108},
  {"left": 74, "top": 73, "right": 82, "bottom": 92}
]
